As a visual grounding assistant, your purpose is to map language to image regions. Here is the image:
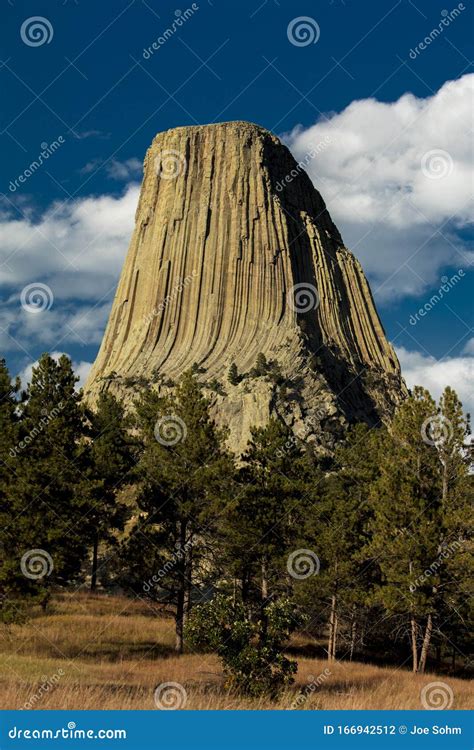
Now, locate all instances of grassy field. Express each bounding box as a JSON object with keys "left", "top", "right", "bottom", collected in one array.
[{"left": 0, "top": 593, "right": 471, "bottom": 710}]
